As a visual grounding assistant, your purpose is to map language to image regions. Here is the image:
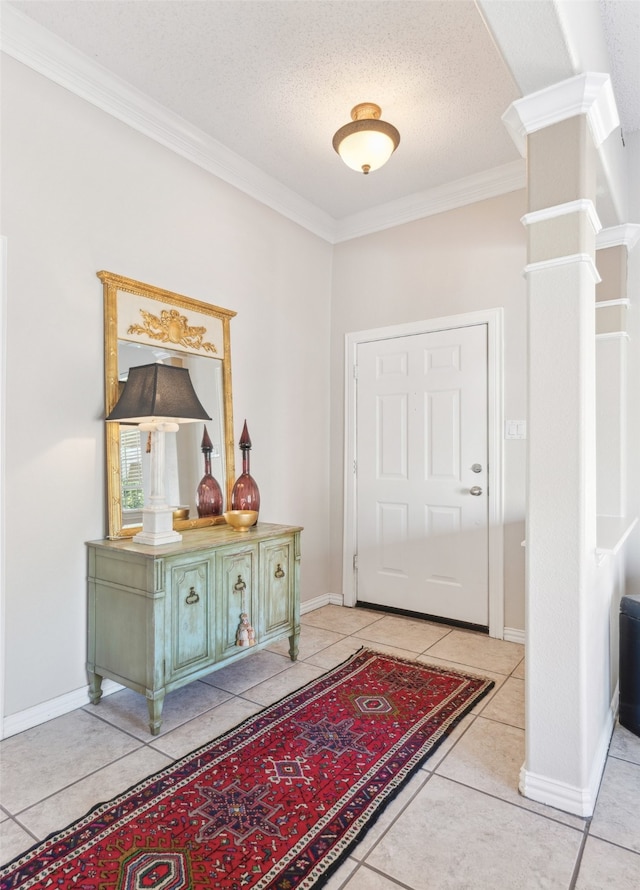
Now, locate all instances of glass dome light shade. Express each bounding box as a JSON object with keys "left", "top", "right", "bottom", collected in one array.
[{"left": 332, "top": 104, "right": 400, "bottom": 174}]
